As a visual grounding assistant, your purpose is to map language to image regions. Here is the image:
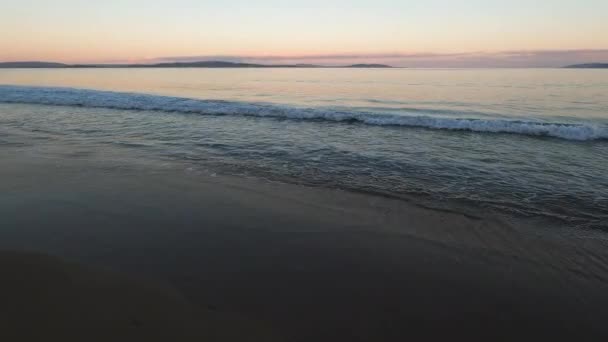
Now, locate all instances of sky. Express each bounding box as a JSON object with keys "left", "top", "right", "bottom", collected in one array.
[{"left": 1, "top": 0, "right": 607, "bottom": 67}]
